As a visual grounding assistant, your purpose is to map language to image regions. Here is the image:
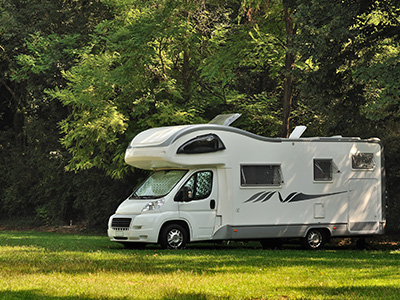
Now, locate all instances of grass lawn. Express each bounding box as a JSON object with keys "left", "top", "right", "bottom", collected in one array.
[{"left": 0, "top": 231, "right": 399, "bottom": 299}]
